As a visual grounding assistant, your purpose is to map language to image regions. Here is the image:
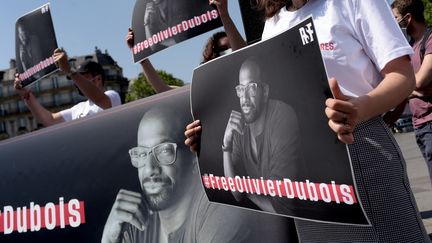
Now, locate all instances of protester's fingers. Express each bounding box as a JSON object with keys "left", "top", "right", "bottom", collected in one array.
[
  {"left": 325, "top": 97, "right": 356, "bottom": 115},
  {"left": 211, "top": 0, "right": 220, "bottom": 6},
  {"left": 325, "top": 107, "right": 349, "bottom": 124},
  {"left": 328, "top": 119, "right": 354, "bottom": 145},
  {"left": 328, "top": 77, "right": 349, "bottom": 101},
  {"left": 185, "top": 137, "right": 199, "bottom": 152},
  {"left": 126, "top": 34, "right": 134, "bottom": 49},
  {"left": 328, "top": 119, "right": 353, "bottom": 134},
  {"left": 184, "top": 132, "right": 199, "bottom": 146},
  {"left": 186, "top": 120, "right": 201, "bottom": 130},
  {"left": 184, "top": 124, "right": 201, "bottom": 137}
]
